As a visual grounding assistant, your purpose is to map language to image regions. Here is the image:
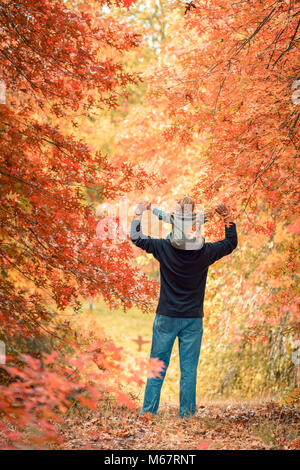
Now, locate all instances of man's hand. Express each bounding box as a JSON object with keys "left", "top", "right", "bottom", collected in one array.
[{"left": 214, "top": 203, "right": 233, "bottom": 222}]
